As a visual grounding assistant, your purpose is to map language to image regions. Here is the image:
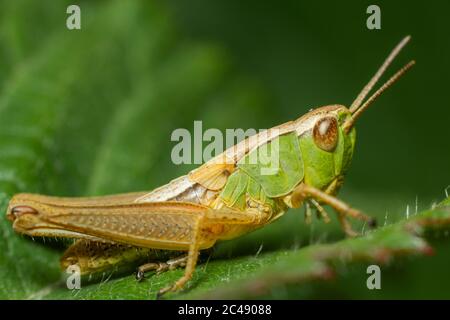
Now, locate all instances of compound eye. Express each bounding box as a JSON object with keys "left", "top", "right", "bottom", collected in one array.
[{"left": 313, "top": 116, "right": 338, "bottom": 152}]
